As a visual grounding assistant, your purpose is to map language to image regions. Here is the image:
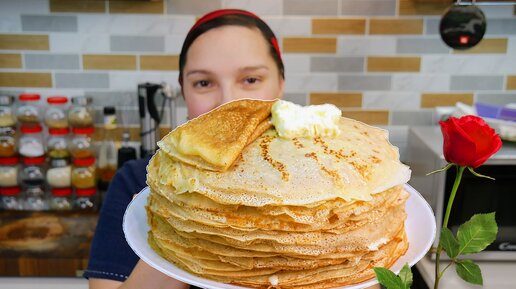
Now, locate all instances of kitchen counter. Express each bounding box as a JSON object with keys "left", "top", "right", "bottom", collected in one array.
[
  {"left": 0, "top": 211, "right": 97, "bottom": 277},
  {"left": 0, "top": 277, "right": 87, "bottom": 289},
  {"left": 416, "top": 256, "right": 516, "bottom": 289},
  {"left": 409, "top": 126, "right": 516, "bottom": 164}
]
